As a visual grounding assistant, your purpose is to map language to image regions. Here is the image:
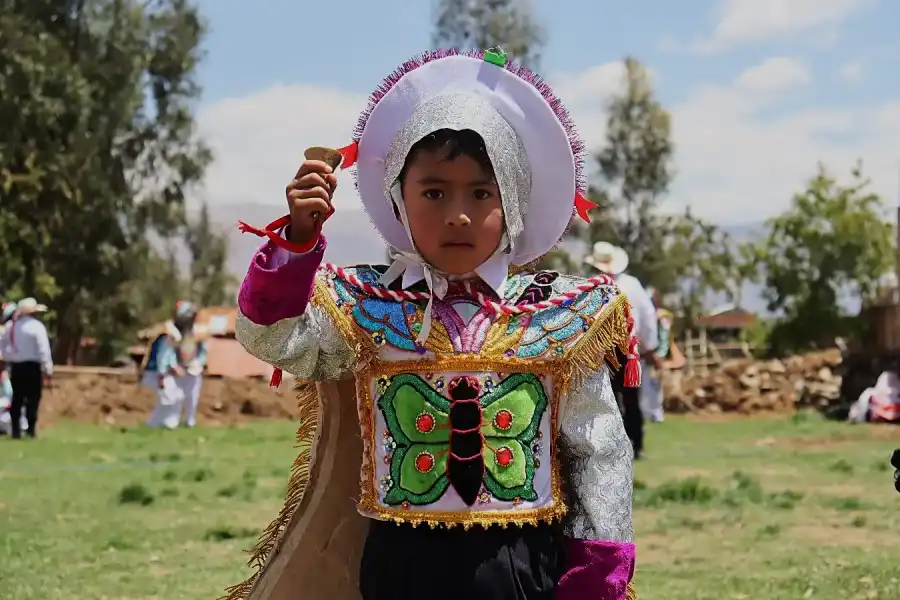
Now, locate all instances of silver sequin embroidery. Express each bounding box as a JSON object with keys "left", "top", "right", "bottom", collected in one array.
[
  {"left": 234, "top": 304, "right": 356, "bottom": 381},
  {"left": 559, "top": 366, "right": 634, "bottom": 542}
]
